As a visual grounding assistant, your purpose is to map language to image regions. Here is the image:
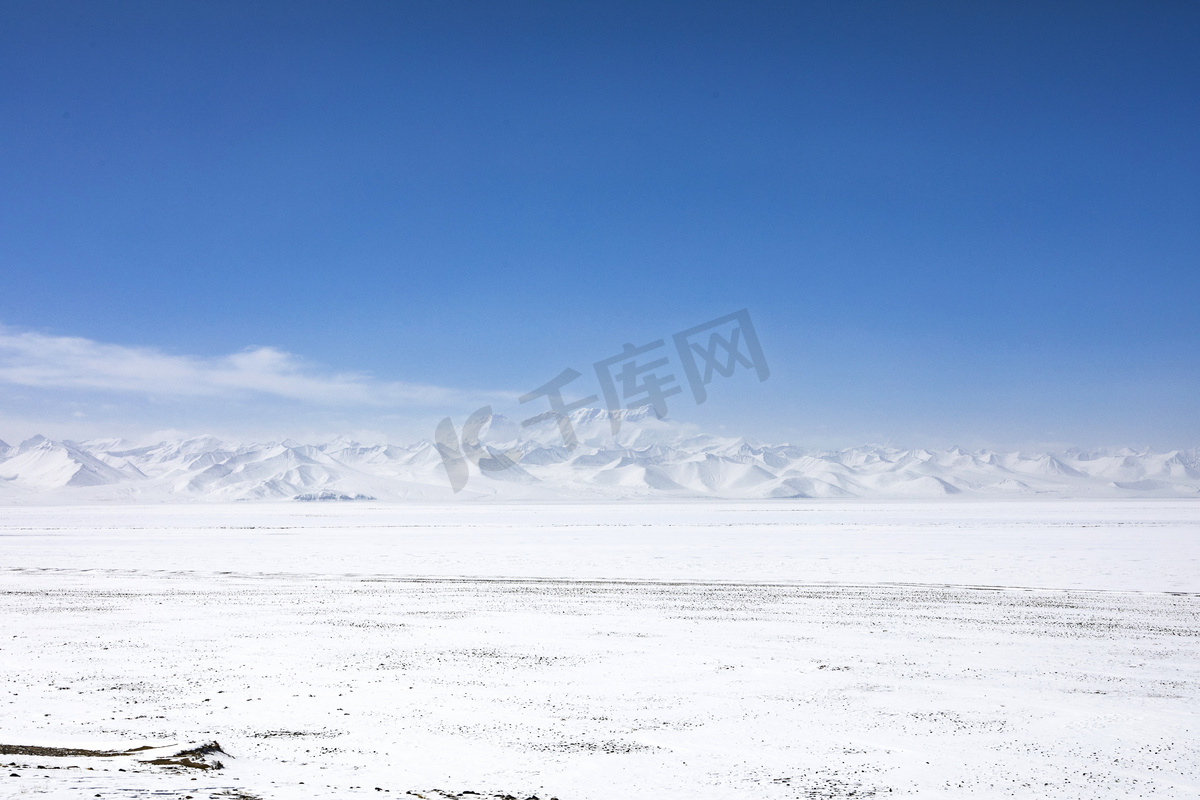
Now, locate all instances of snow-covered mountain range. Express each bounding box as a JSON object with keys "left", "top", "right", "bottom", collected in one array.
[{"left": 2, "top": 408, "right": 1198, "bottom": 502}]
